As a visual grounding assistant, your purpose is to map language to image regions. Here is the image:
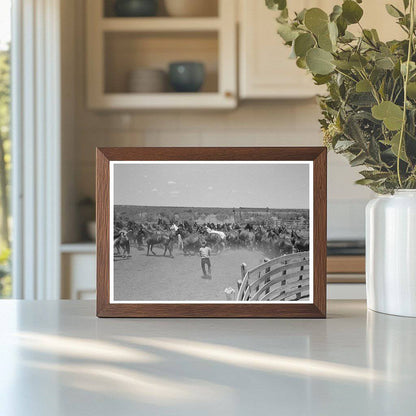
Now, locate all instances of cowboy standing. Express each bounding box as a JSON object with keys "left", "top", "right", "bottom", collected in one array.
[{"left": 199, "top": 241, "right": 212, "bottom": 276}]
